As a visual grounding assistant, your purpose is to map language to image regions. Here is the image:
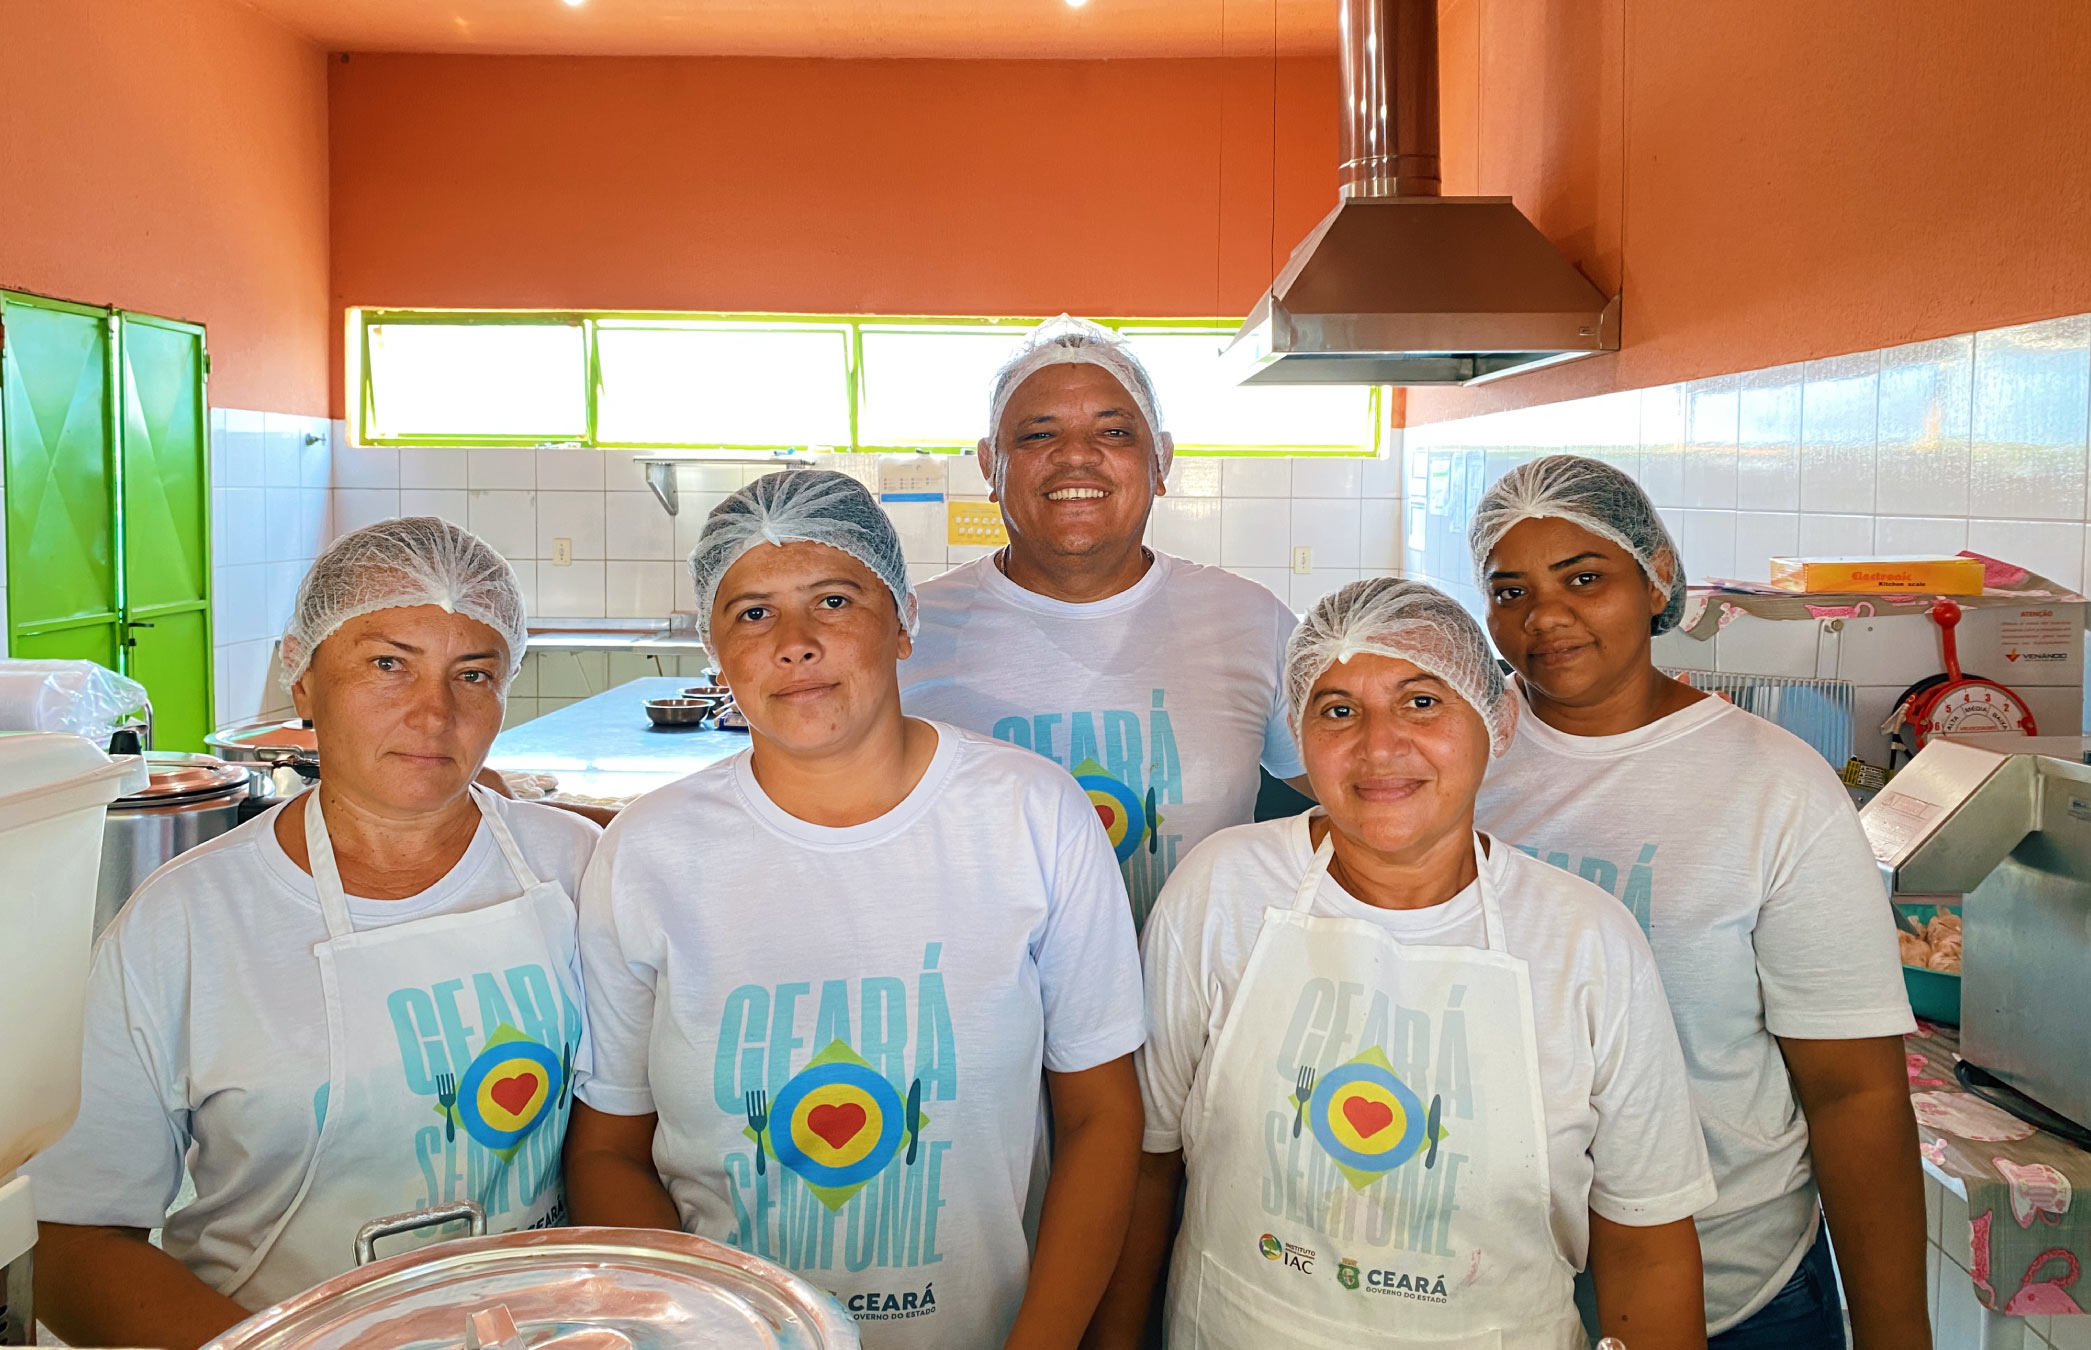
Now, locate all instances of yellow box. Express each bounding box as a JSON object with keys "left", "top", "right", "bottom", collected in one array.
[
  {"left": 946, "top": 501, "right": 1008, "bottom": 548},
  {"left": 1767, "top": 555, "right": 1984, "bottom": 594}
]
